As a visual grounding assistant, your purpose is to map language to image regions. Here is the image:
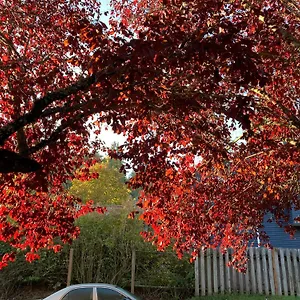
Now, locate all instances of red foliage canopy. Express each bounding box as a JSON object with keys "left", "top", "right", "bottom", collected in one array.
[{"left": 0, "top": 0, "right": 299, "bottom": 268}]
